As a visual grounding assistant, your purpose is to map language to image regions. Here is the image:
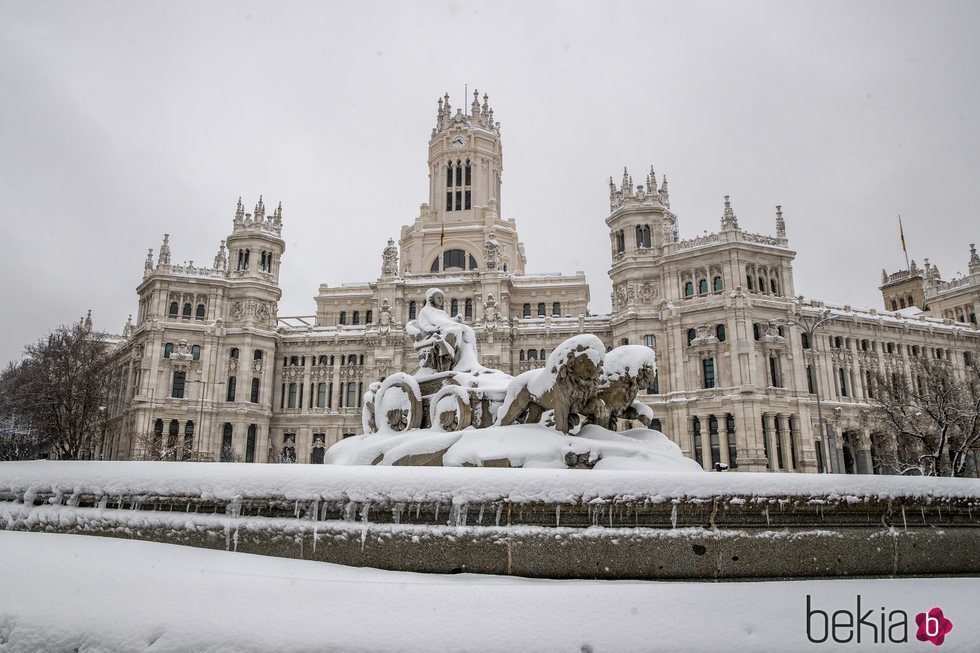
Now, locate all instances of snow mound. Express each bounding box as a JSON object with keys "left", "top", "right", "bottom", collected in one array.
[{"left": 326, "top": 422, "right": 703, "bottom": 472}]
